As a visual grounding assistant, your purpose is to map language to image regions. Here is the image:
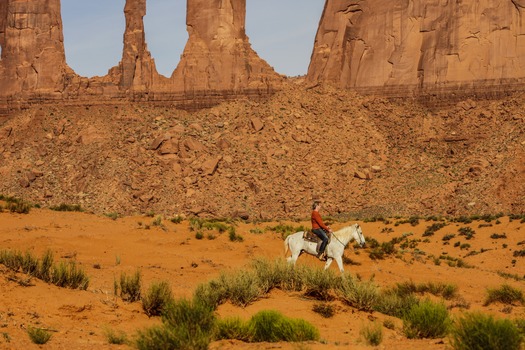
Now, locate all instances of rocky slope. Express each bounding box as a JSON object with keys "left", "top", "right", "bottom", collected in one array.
[{"left": 1, "top": 80, "right": 524, "bottom": 219}]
